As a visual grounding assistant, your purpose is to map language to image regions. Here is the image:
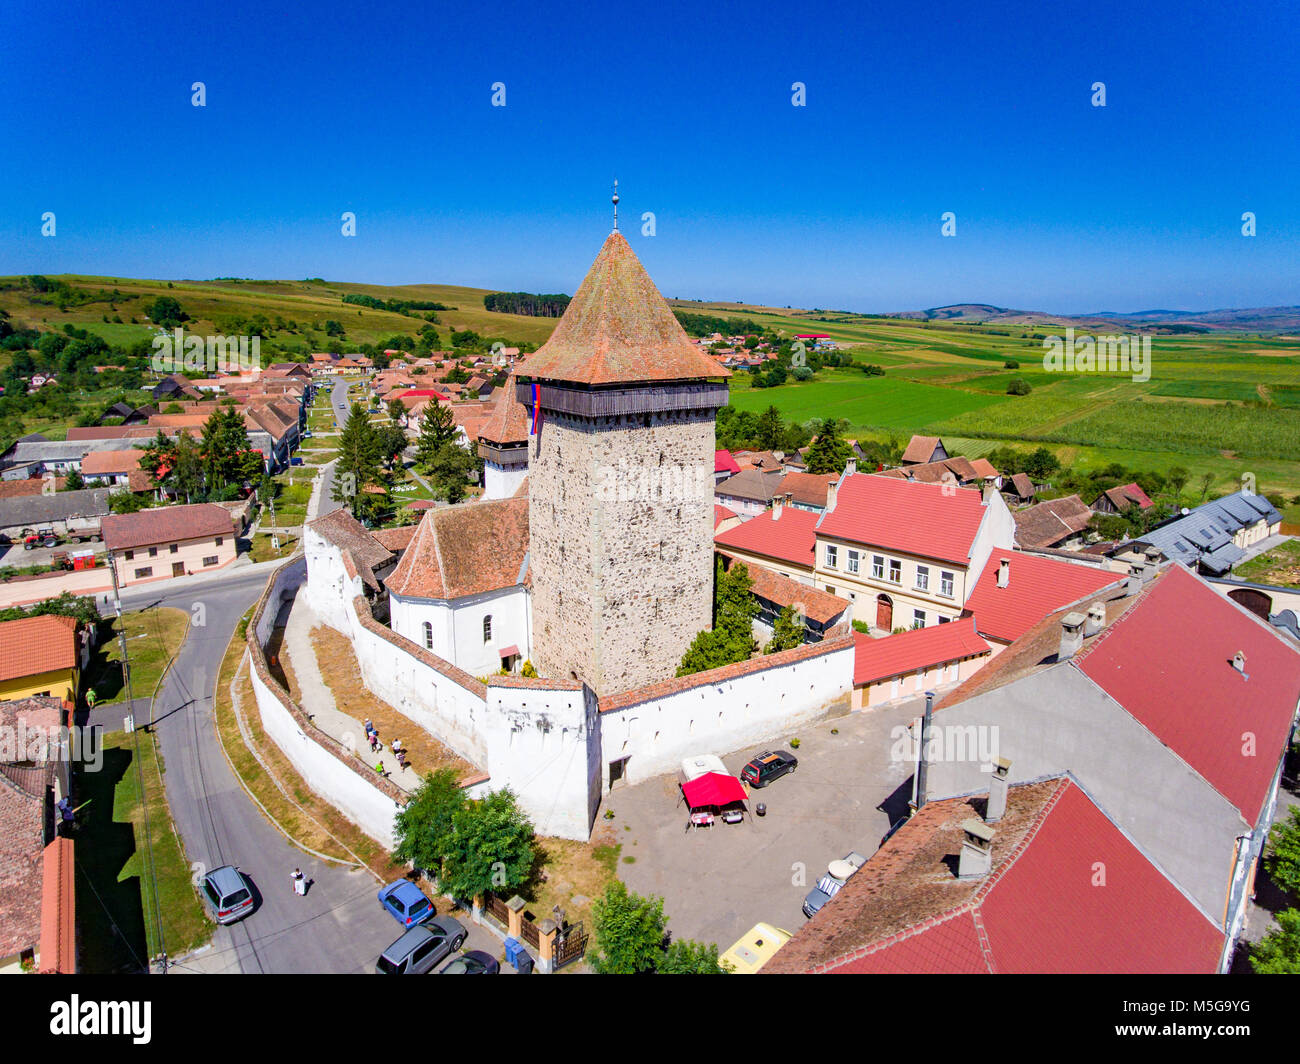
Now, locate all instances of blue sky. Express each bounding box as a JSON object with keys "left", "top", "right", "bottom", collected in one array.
[{"left": 1, "top": 0, "right": 1296, "bottom": 313}]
